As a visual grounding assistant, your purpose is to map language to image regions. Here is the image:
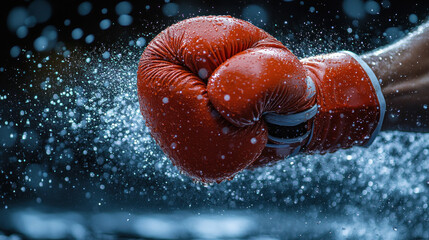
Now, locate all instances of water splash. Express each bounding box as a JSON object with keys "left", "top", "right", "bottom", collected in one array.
[{"left": 1, "top": 2, "right": 428, "bottom": 239}]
